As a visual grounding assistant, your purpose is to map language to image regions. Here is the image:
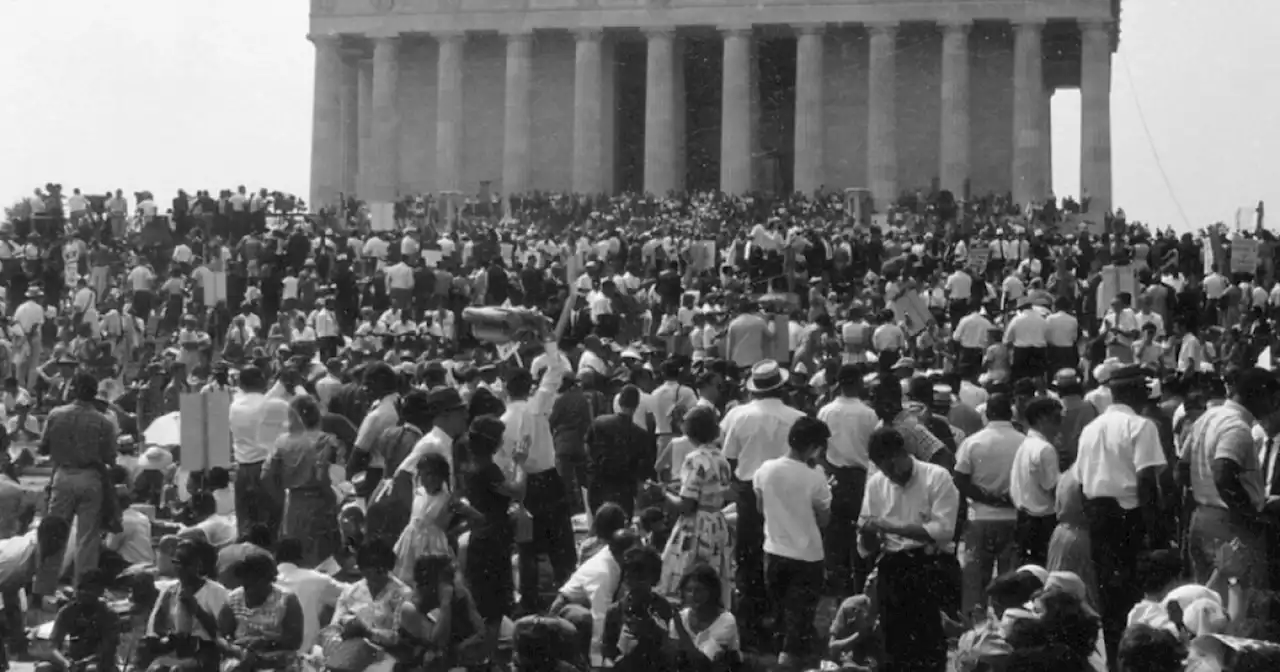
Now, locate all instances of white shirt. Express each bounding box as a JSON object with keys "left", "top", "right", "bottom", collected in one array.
[
  {"left": 952, "top": 313, "right": 993, "bottom": 349},
  {"left": 588, "top": 291, "right": 613, "bottom": 321},
  {"left": 721, "top": 398, "right": 807, "bottom": 481},
  {"left": 276, "top": 562, "right": 344, "bottom": 652},
  {"left": 754, "top": 456, "right": 832, "bottom": 562},
  {"left": 397, "top": 426, "right": 455, "bottom": 484},
  {"left": 129, "top": 265, "right": 154, "bottom": 291},
  {"left": 500, "top": 348, "right": 569, "bottom": 475},
  {"left": 13, "top": 301, "right": 44, "bottom": 335},
  {"left": 1075, "top": 404, "right": 1168, "bottom": 510},
  {"left": 1045, "top": 312, "right": 1079, "bottom": 348},
  {"left": 1009, "top": 429, "right": 1061, "bottom": 517},
  {"left": 858, "top": 459, "right": 961, "bottom": 556},
  {"left": 229, "top": 392, "right": 291, "bottom": 464},
  {"left": 147, "top": 579, "right": 230, "bottom": 641},
  {"left": 817, "top": 396, "right": 878, "bottom": 469},
  {"left": 945, "top": 271, "right": 973, "bottom": 300},
  {"left": 954, "top": 421, "right": 1026, "bottom": 521},
  {"left": 386, "top": 262, "right": 415, "bottom": 291},
  {"left": 107, "top": 507, "right": 155, "bottom": 565},
  {"left": 558, "top": 546, "right": 621, "bottom": 652},
  {"left": 650, "top": 381, "right": 698, "bottom": 435},
  {"left": 1004, "top": 309, "right": 1048, "bottom": 348}
]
